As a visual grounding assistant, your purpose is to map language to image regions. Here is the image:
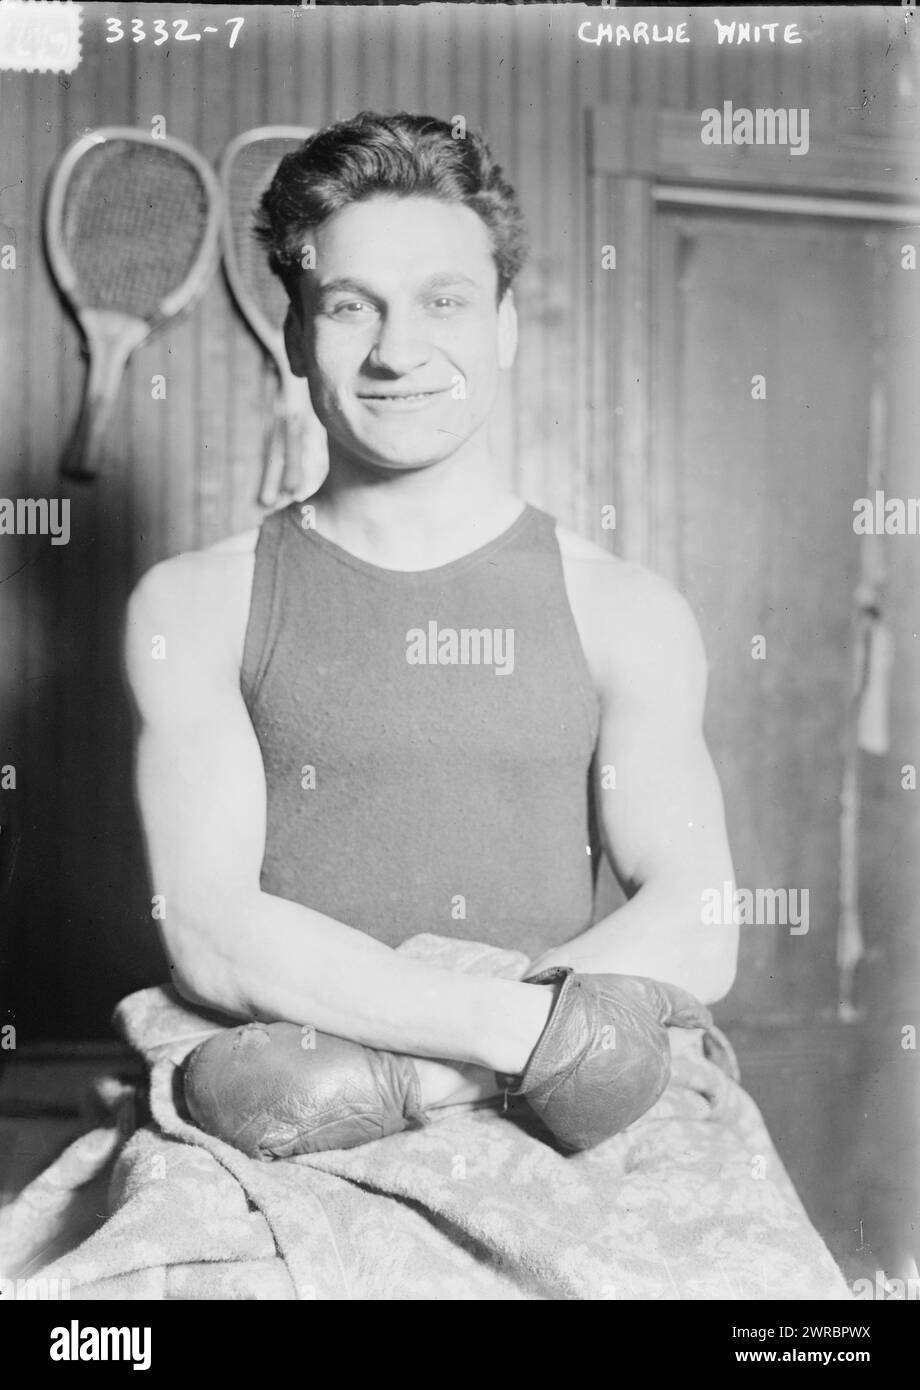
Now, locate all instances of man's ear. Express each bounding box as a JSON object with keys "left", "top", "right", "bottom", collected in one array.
[
  {"left": 284, "top": 303, "right": 309, "bottom": 378},
  {"left": 497, "top": 290, "right": 518, "bottom": 370}
]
